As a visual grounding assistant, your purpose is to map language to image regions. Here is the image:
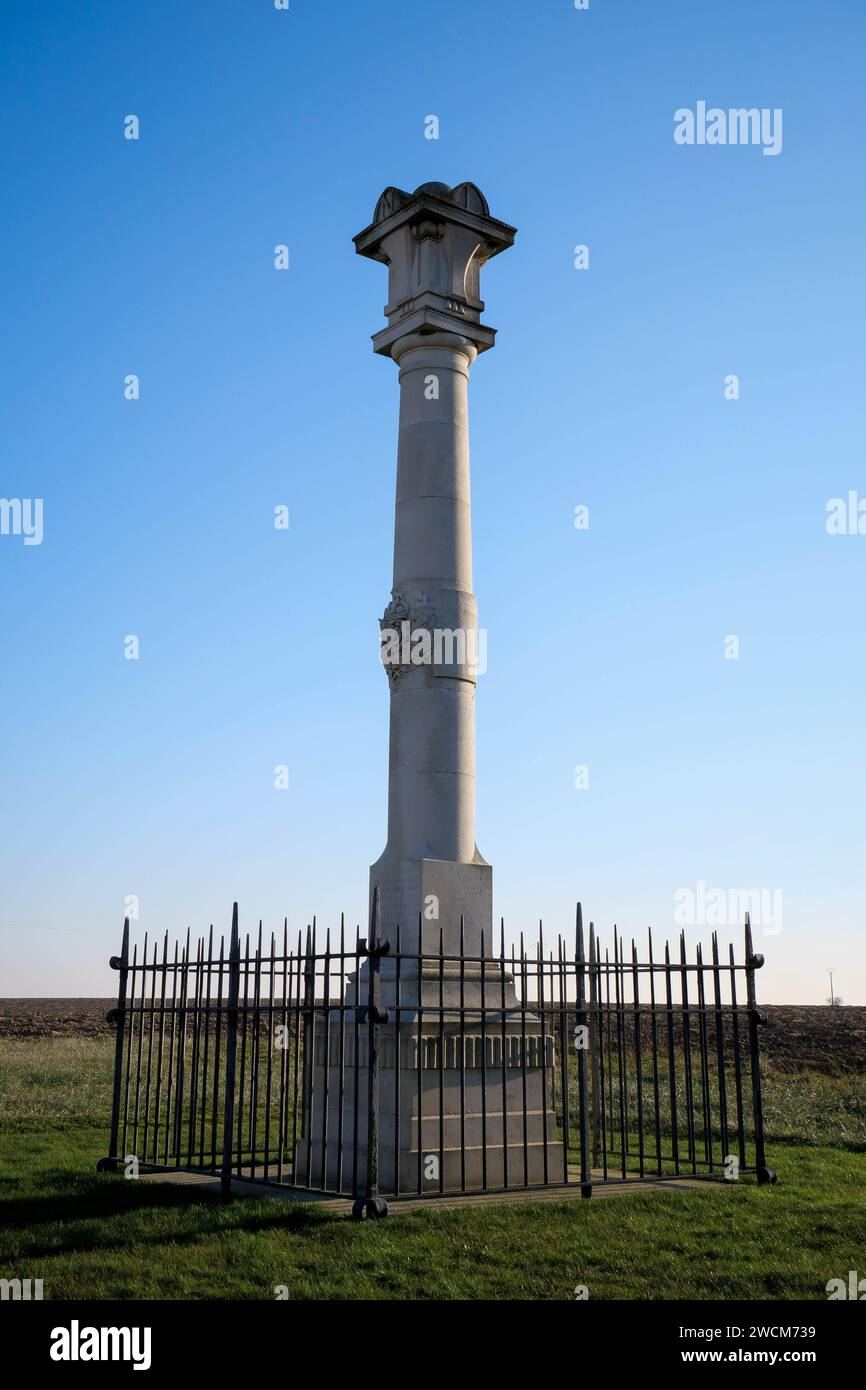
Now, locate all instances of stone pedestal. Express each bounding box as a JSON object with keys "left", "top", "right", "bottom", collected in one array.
[
  {"left": 365, "top": 857, "right": 497, "bottom": 1006},
  {"left": 295, "top": 1020, "right": 563, "bottom": 1193}
]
